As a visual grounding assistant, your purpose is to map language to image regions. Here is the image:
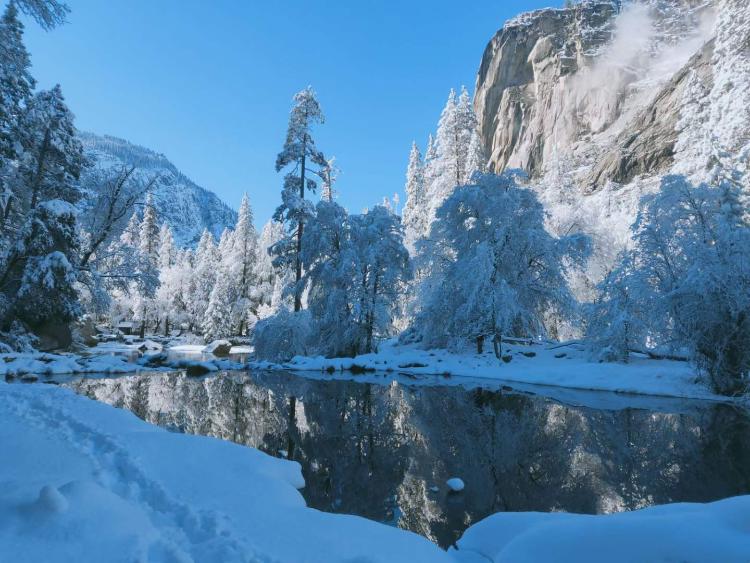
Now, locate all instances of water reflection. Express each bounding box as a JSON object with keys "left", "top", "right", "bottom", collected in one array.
[{"left": 61, "top": 371, "right": 750, "bottom": 547}]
